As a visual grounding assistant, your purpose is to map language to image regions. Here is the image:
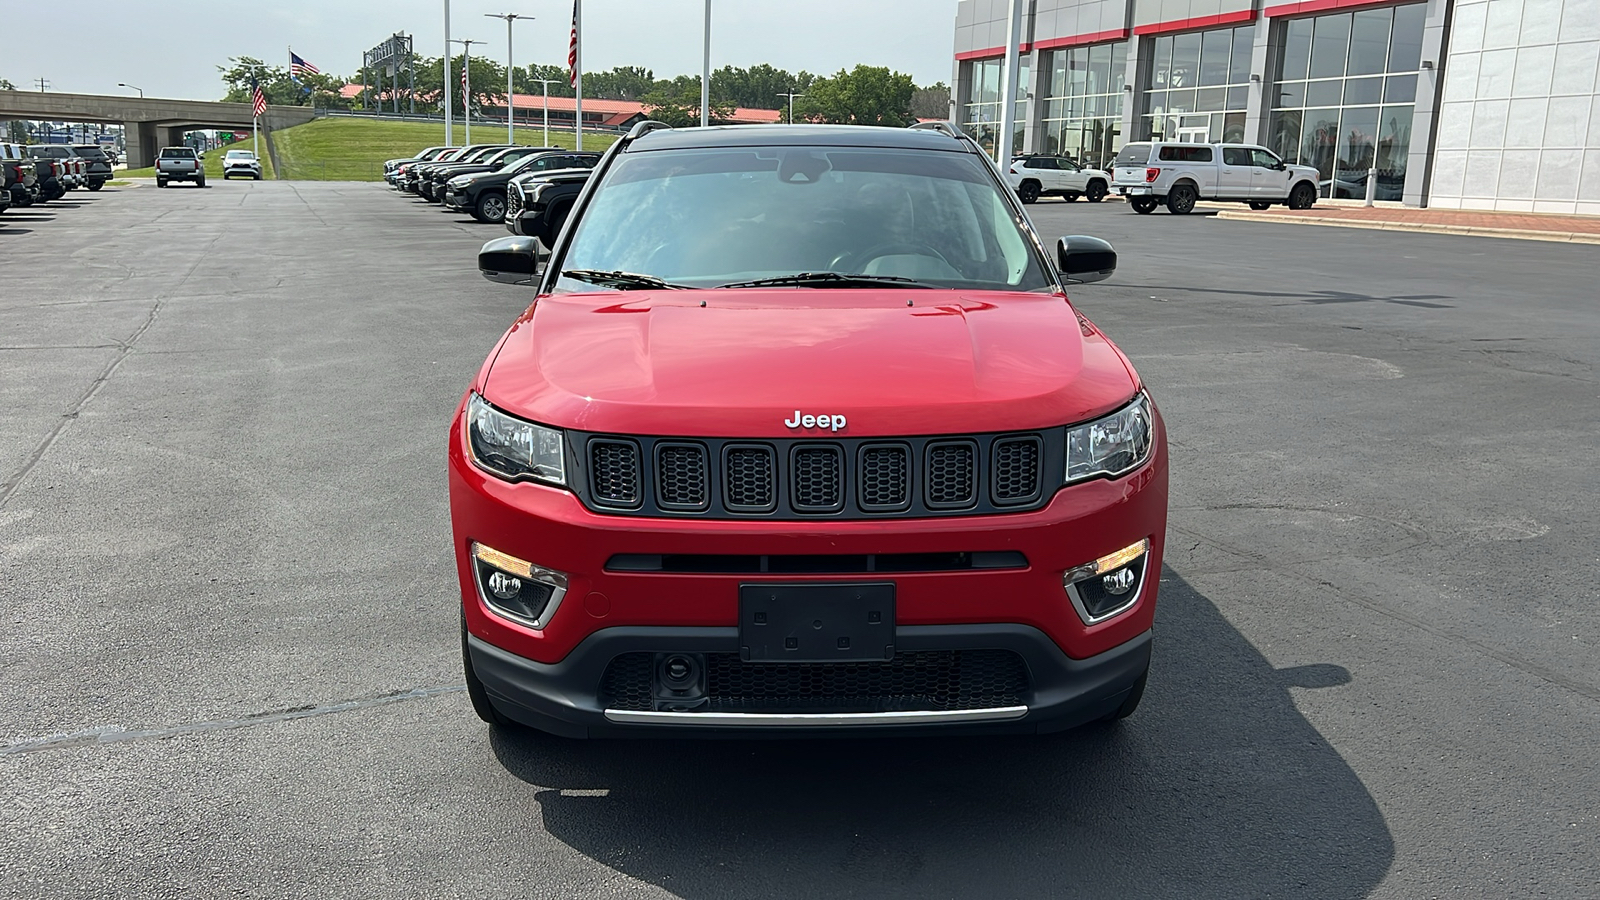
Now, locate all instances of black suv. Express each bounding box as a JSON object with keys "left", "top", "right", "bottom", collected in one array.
[
  {"left": 503, "top": 168, "right": 594, "bottom": 240},
  {"left": 445, "top": 151, "right": 599, "bottom": 223}
]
